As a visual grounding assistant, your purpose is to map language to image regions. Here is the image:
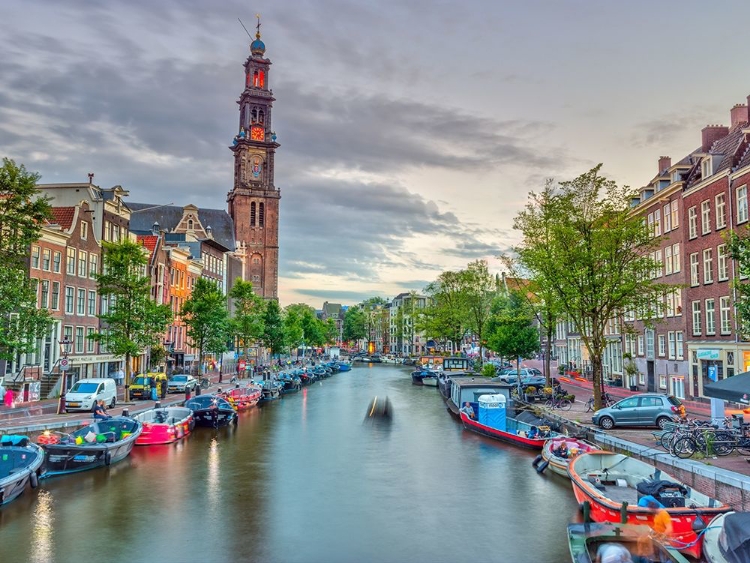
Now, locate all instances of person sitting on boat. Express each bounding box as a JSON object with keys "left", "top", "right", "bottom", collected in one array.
[
  {"left": 636, "top": 495, "right": 664, "bottom": 509},
  {"left": 460, "top": 402, "right": 475, "bottom": 419},
  {"left": 527, "top": 426, "right": 540, "bottom": 439},
  {"left": 93, "top": 400, "right": 111, "bottom": 421},
  {"left": 552, "top": 442, "right": 569, "bottom": 458},
  {"left": 595, "top": 542, "right": 633, "bottom": 563}
]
